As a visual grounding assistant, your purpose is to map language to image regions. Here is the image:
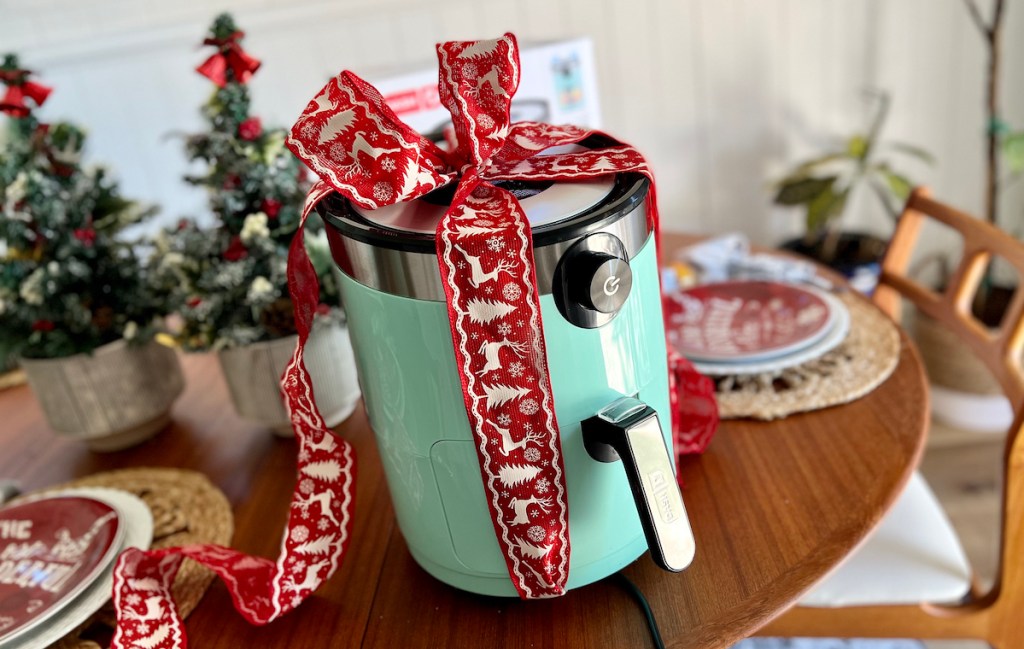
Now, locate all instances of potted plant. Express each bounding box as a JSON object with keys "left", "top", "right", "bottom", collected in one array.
[
  {"left": 149, "top": 15, "right": 359, "bottom": 435},
  {"left": 773, "top": 90, "right": 932, "bottom": 293},
  {"left": 0, "top": 54, "right": 183, "bottom": 451}
]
